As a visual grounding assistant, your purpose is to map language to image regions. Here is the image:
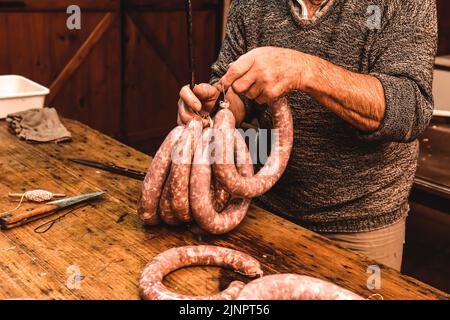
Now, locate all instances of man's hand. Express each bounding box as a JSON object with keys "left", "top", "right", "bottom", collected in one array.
[
  {"left": 218, "top": 47, "right": 312, "bottom": 105},
  {"left": 178, "top": 83, "right": 247, "bottom": 127},
  {"left": 178, "top": 83, "right": 220, "bottom": 126},
  {"left": 218, "top": 46, "right": 385, "bottom": 132}
]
